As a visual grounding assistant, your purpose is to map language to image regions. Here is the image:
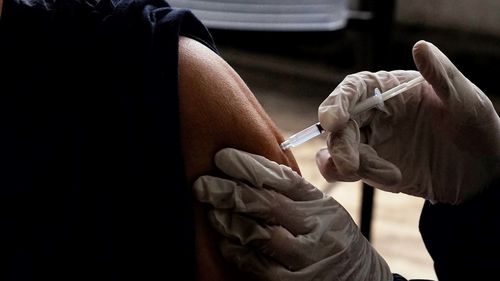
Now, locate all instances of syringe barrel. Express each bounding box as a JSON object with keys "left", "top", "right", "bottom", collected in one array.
[{"left": 280, "top": 122, "right": 323, "bottom": 150}]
